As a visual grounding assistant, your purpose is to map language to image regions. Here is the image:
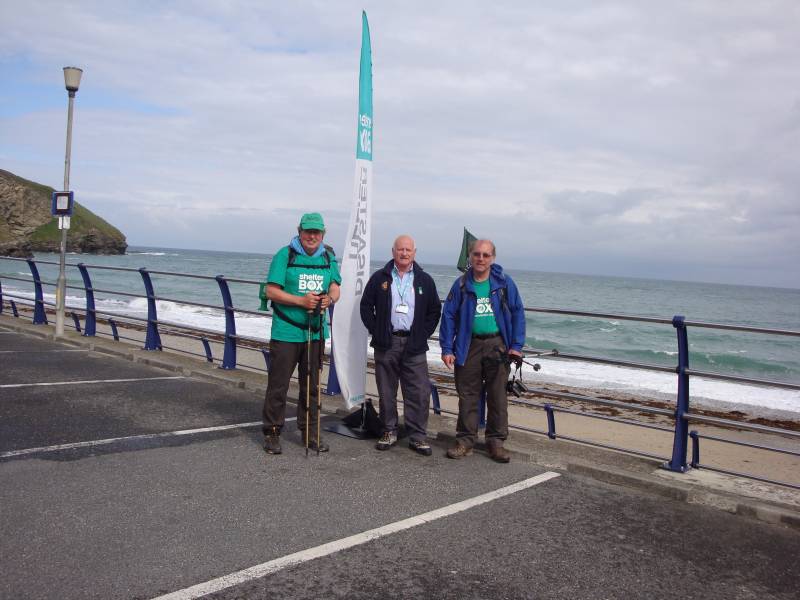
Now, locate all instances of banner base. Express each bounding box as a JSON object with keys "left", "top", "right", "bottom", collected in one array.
[
  {"left": 324, "top": 422, "right": 411, "bottom": 441},
  {"left": 325, "top": 400, "right": 410, "bottom": 440},
  {"left": 324, "top": 421, "right": 374, "bottom": 440}
]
